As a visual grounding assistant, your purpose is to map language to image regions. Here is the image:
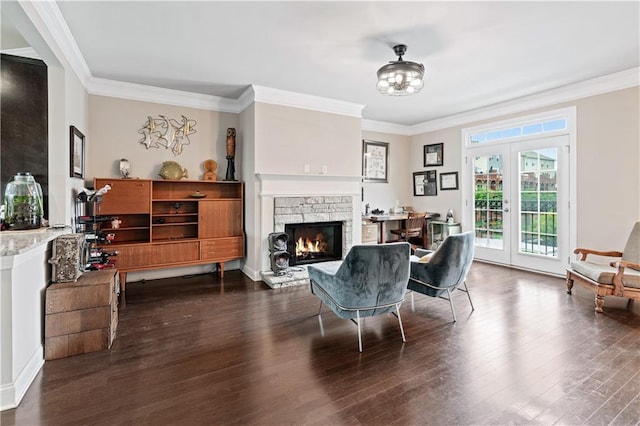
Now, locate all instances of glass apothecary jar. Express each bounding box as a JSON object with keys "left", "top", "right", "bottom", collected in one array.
[{"left": 3, "top": 172, "right": 43, "bottom": 230}]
